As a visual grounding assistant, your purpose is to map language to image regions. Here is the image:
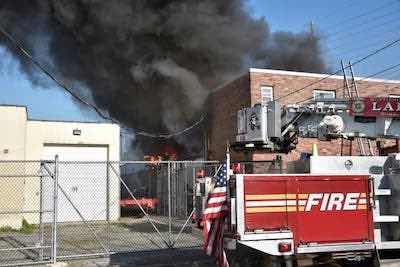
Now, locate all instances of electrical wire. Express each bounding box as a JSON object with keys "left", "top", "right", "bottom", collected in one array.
[
  {"left": 326, "top": 7, "right": 400, "bottom": 39},
  {"left": 124, "top": 115, "right": 206, "bottom": 138},
  {"left": 294, "top": 62, "right": 400, "bottom": 105},
  {"left": 0, "top": 26, "right": 116, "bottom": 123},
  {"left": 309, "top": 1, "right": 363, "bottom": 23},
  {"left": 276, "top": 37, "right": 400, "bottom": 101},
  {"left": 0, "top": 25, "right": 205, "bottom": 139},
  {"left": 333, "top": 61, "right": 400, "bottom": 94},
  {"left": 326, "top": 16, "right": 400, "bottom": 50},
  {"left": 325, "top": 21, "right": 400, "bottom": 56},
  {"left": 327, "top": 33, "right": 400, "bottom": 58},
  {"left": 323, "top": 0, "right": 398, "bottom": 32}
]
